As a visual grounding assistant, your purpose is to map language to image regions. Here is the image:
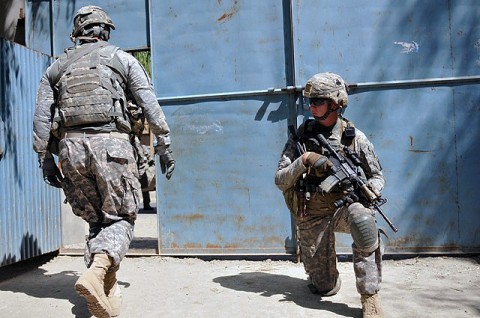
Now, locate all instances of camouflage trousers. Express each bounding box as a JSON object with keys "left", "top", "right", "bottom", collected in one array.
[
  {"left": 297, "top": 202, "right": 384, "bottom": 295},
  {"left": 59, "top": 136, "right": 141, "bottom": 267}
]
